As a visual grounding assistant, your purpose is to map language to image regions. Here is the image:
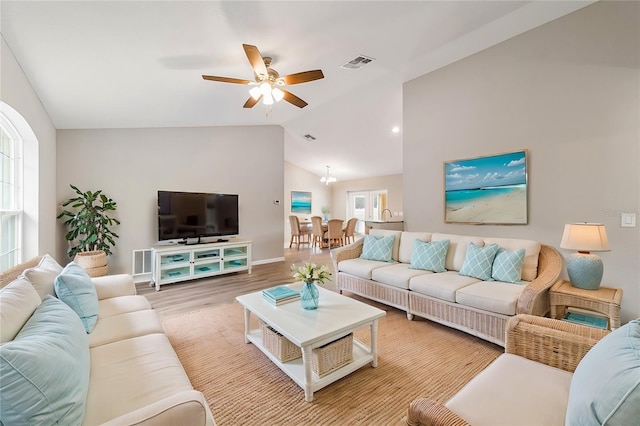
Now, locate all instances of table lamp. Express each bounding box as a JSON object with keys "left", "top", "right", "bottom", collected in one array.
[{"left": 560, "top": 223, "right": 610, "bottom": 290}]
